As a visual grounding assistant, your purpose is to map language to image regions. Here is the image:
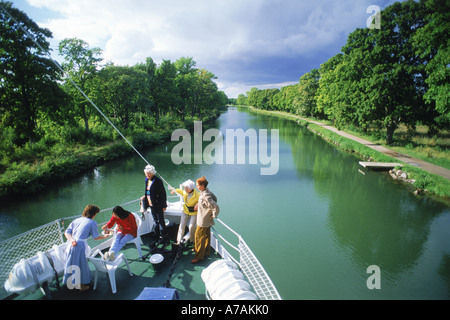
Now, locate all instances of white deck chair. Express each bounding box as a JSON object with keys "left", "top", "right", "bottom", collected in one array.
[
  {"left": 129, "top": 212, "right": 144, "bottom": 259},
  {"left": 87, "top": 249, "right": 133, "bottom": 294}
]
